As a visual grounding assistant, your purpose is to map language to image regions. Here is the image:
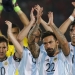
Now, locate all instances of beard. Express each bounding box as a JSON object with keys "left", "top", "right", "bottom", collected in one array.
[{"left": 46, "top": 48, "right": 55, "bottom": 57}]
